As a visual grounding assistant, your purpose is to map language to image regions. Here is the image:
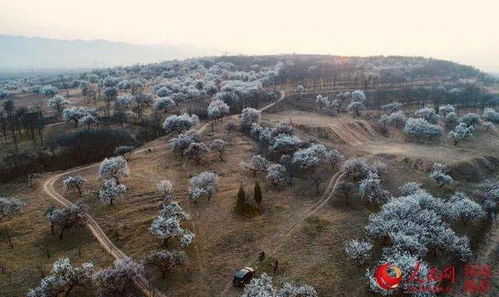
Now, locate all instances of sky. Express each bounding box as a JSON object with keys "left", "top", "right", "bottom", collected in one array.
[{"left": 1, "top": 0, "right": 498, "bottom": 72}]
